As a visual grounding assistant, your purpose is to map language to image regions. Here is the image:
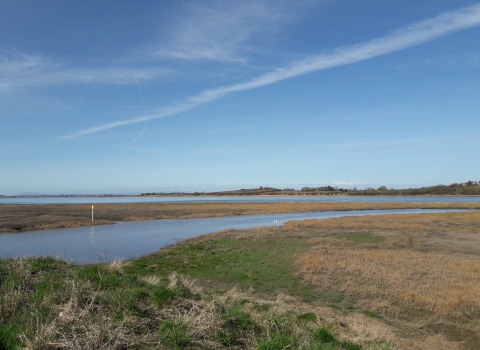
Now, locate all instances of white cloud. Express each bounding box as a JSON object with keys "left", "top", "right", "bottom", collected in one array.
[
  {"left": 0, "top": 52, "right": 169, "bottom": 91},
  {"left": 60, "top": 3, "right": 480, "bottom": 139},
  {"left": 155, "top": 0, "right": 300, "bottom": 62}
]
